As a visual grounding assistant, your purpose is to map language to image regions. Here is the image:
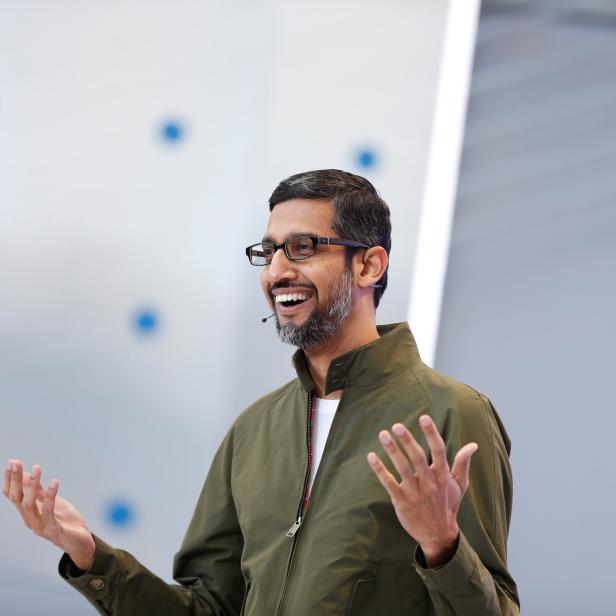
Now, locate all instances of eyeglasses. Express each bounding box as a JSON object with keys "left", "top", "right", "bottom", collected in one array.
[{"left": 245, "top": 235, "right": 370, "bottom": 266}]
